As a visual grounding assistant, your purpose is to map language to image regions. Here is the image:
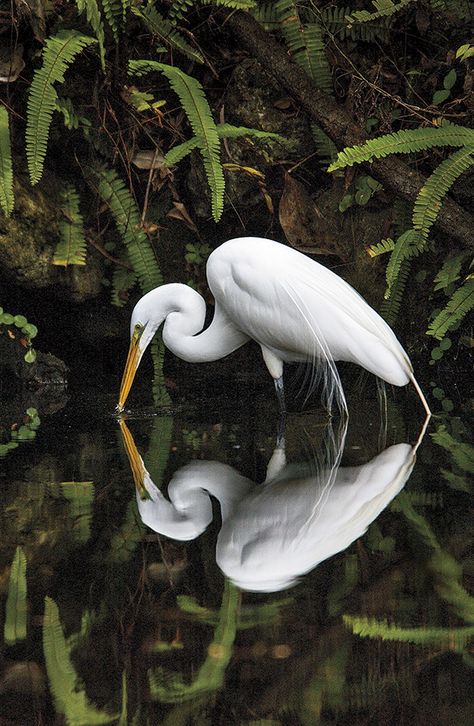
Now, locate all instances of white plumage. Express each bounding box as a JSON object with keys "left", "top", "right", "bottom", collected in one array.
[{"left": 118, "top": 237, "right": 430, "bottom": 414}]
